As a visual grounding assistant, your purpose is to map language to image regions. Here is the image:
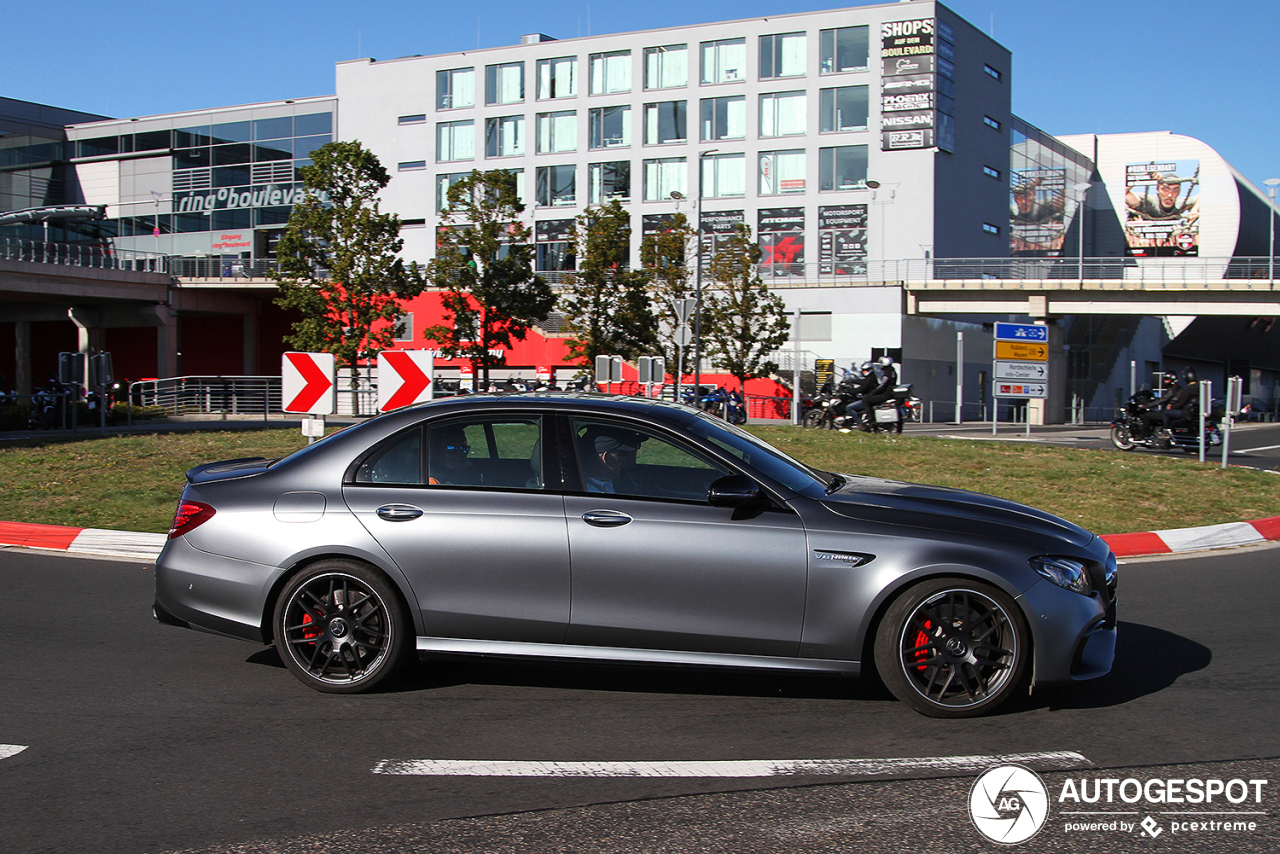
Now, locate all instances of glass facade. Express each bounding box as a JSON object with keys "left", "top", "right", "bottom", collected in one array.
[{"left": 1010, "top": 117, "right": 1093, "bottom": 256}]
